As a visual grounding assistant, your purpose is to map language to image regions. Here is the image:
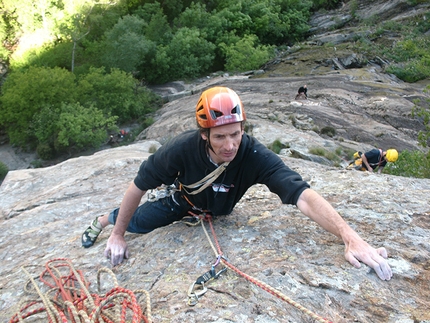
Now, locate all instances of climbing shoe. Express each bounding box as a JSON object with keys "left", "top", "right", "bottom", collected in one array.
[{"left": 81, "top": 217, "right": 103, "bottom": 248}]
